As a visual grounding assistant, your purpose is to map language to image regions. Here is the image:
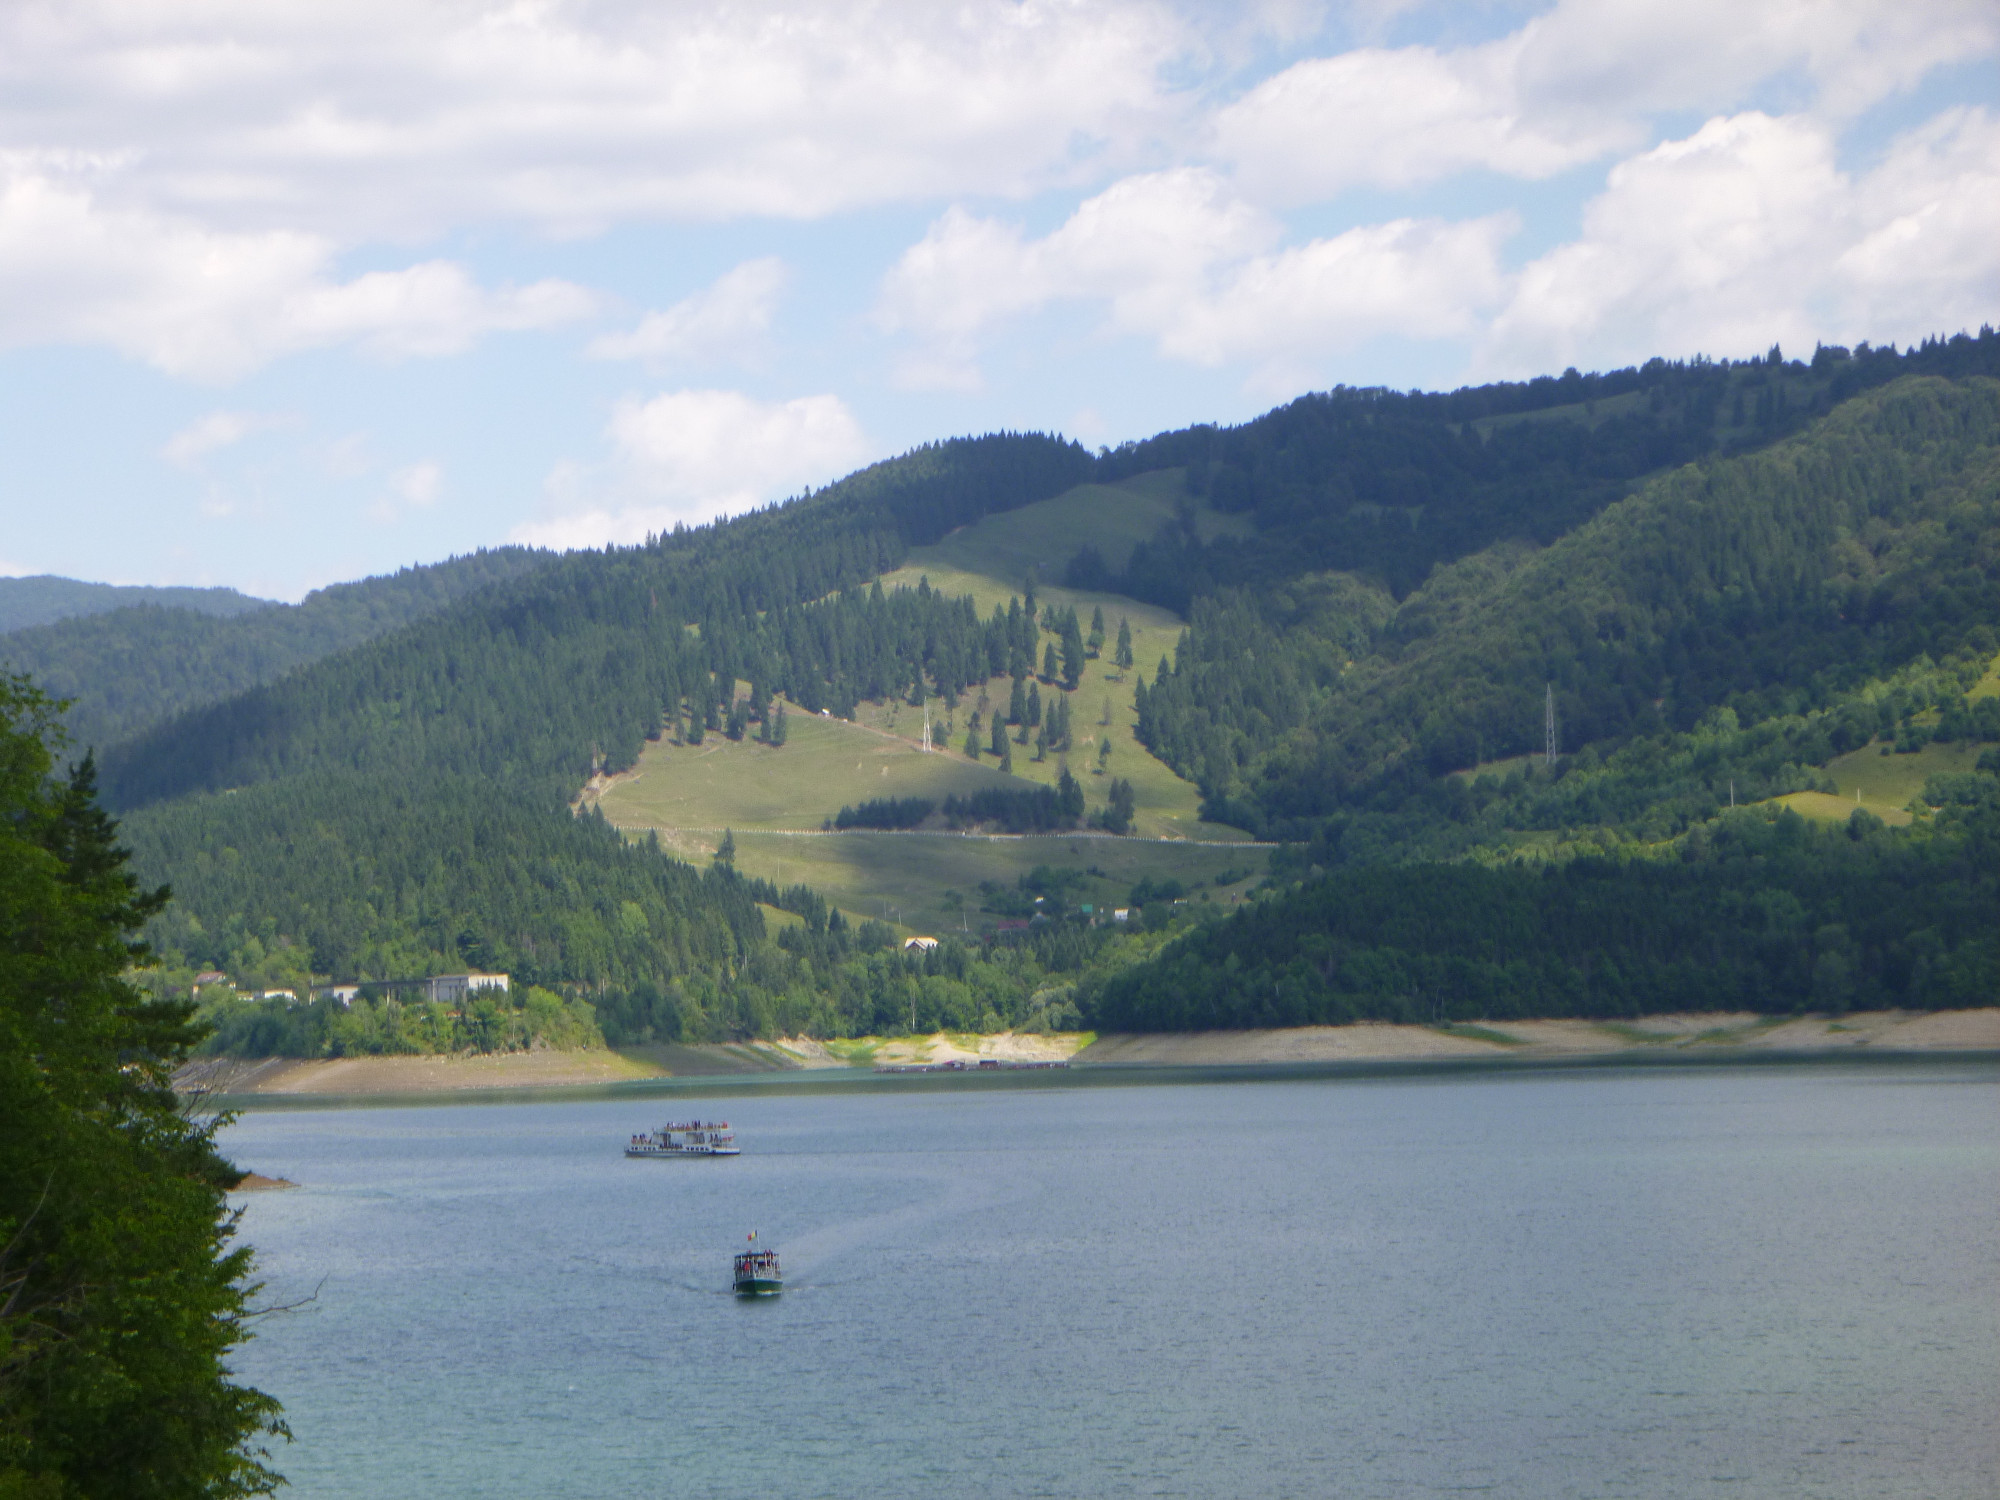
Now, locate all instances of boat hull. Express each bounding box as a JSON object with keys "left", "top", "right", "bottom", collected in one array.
[
  {"left": 625, "top": 1146, "right": 740, "bottom": 1157},
  {"left": 733, "top": 1277, "right": 782, "bottom": 1297}
]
